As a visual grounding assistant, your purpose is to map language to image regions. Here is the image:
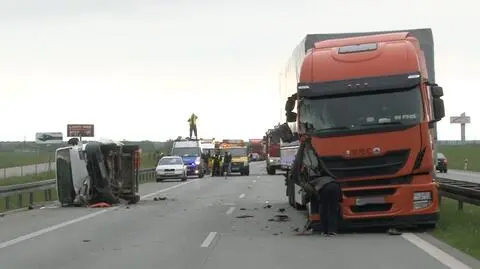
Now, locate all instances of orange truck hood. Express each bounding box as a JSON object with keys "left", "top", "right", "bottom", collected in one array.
[{"left": 310, "top": 125, "right": 425, "bottom": 178}]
